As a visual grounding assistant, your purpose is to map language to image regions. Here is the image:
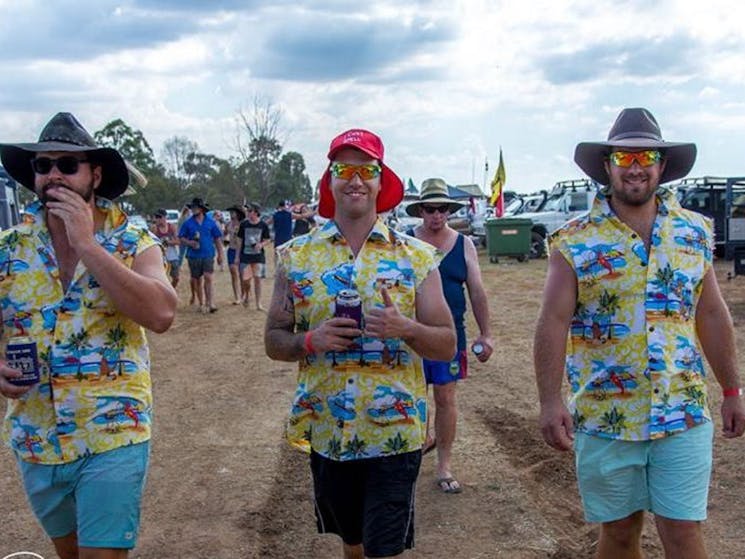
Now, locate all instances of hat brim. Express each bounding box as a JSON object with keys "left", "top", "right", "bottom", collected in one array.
[
  {"left": 574, "top": 140, "right": 697, "bottom": 186},
  {"left": 0, "top": 142, "right": 130, "bottom": 200},
  {"left": 318, "top": 163, "right": 404, "bottom": 219},
  {"left": 226, "top": 206, "right": 246, "bottom": 220},
  {"left": 405, "top": 198, "right": 466, "bottom": 217}
]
